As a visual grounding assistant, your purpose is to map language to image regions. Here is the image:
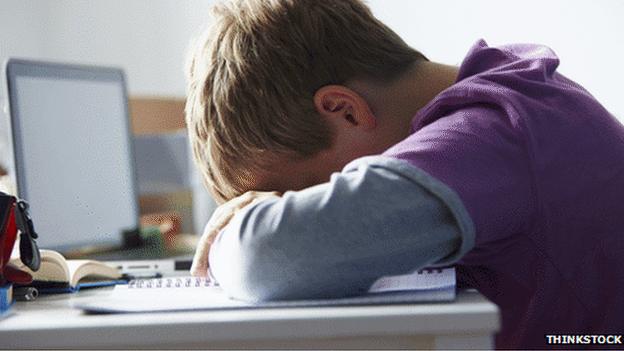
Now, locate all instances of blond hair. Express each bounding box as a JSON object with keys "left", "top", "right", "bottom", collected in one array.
[{"left": 186, "top": 0, "right": 426, "bottom": 203}]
